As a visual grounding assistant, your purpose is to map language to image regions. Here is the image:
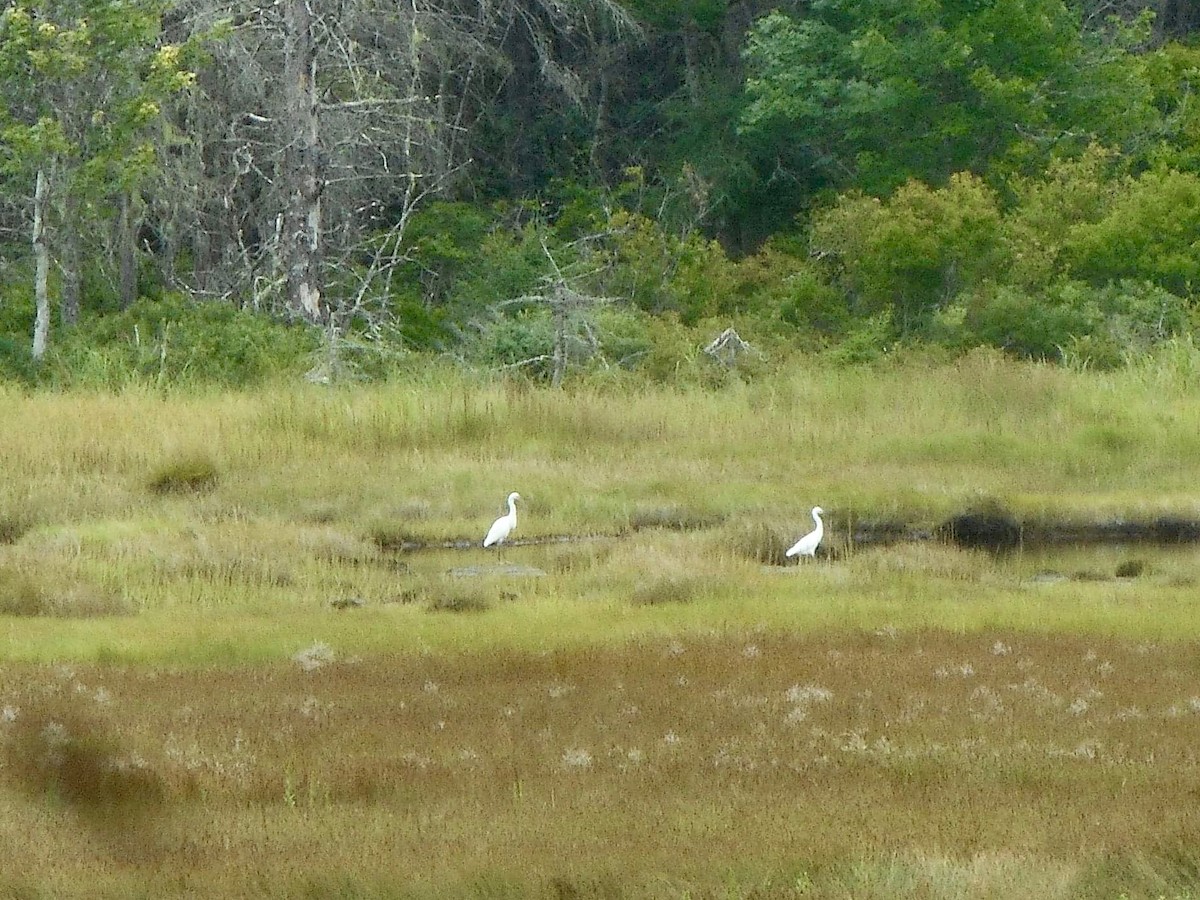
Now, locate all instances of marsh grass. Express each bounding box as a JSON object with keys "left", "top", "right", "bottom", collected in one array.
[
  {"left": 1, "top": 633, "right": 1199, "bottom": 896},
  {"left": 1, "top": 354, "right": 1200, "bottom": 533},
  {"left": 845, "top": 542, "right": 996, "bottom": 581},
  {"left": 627, "top": 505, "right": 727, "bottom": 533},
  {"left": 0, "top": 505, "right": 41, "bottom": 545},
  {"left": 3, "top": 361, "right": 1200, "bottom": 894},
  {"left": 0, "top": 563, "right": 131, "bottom": 618},
  {"left": 148, "top": 452, "right": 220, "bottom": 495},
  {"left": 425, "top": 583, "right": 494, "bottom": 613},
  {"left": 629, "top": 573, "right": 706, "bottom": 605},
  {"left": 725, "top": 520, "right": 794, "bottom": 566}
]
